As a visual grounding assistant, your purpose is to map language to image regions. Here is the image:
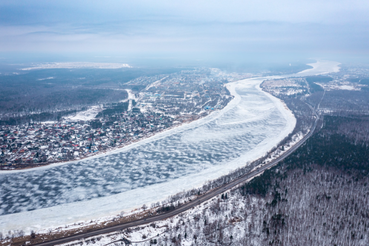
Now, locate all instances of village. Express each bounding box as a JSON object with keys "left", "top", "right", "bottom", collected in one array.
[{"left": 0, "top": 69, "right": 234, "bottom": 169}]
